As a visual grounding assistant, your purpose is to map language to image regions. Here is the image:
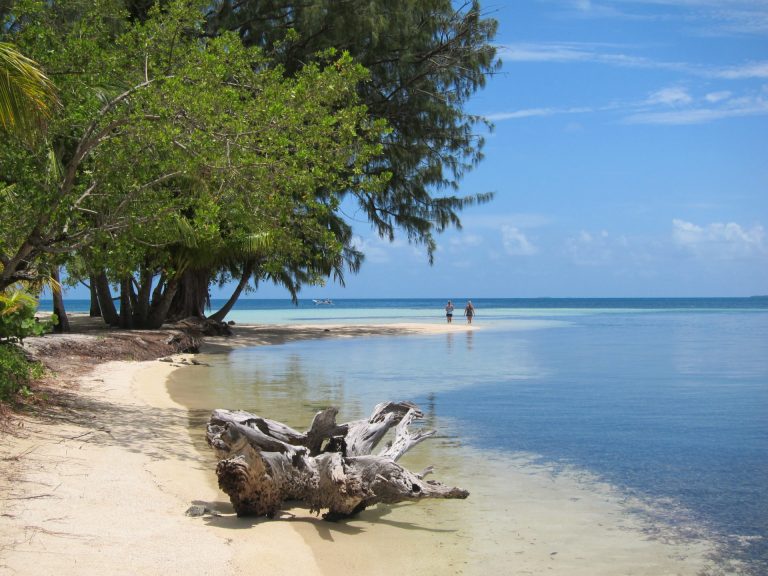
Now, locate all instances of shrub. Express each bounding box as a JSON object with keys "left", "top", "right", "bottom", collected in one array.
[
  {"left": 0, "top": 343, "right": 44, "bottom": 401},
  {"left": 0, "top": 289, "right": 56, "bottom": 344}
]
